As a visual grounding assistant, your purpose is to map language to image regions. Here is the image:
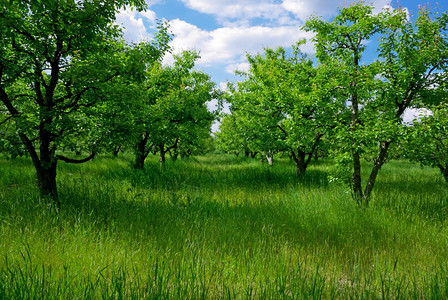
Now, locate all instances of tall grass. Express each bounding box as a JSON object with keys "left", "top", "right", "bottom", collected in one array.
[{"left": 0, "top": 153, "right": 447, "bottom": 298}]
